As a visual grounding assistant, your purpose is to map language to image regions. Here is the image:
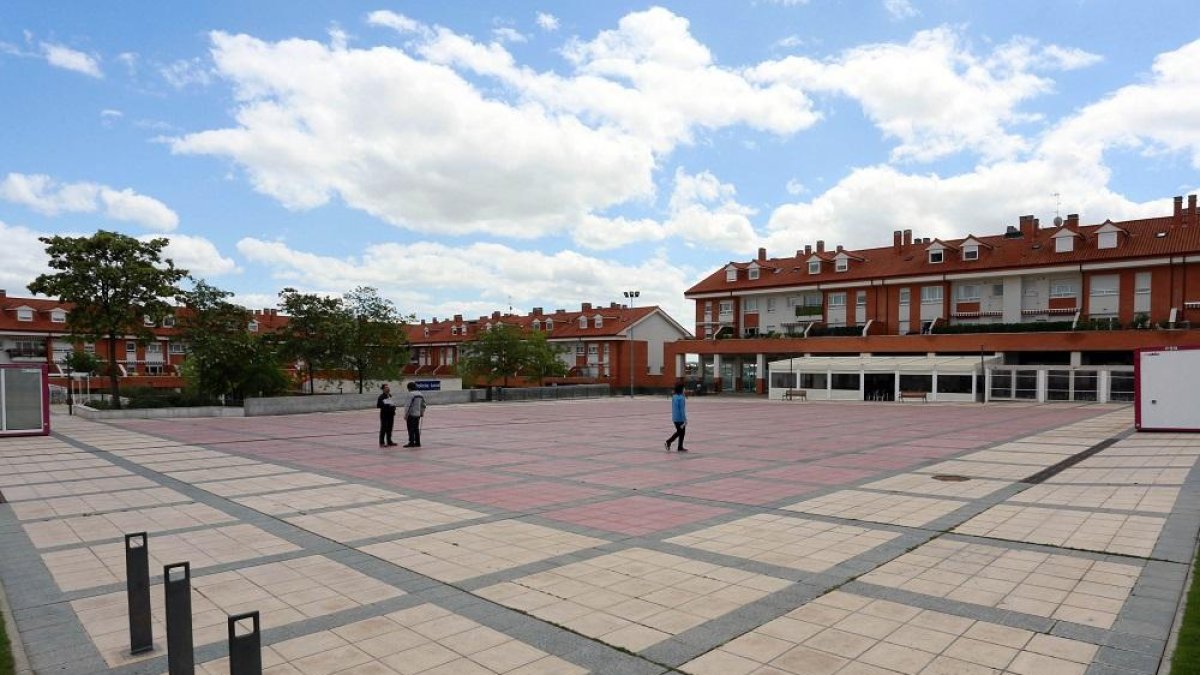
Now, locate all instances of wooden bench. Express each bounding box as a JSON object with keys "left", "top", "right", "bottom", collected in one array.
[
  {"left": 782, "top": 389, "right": 807, "bottom": 401},
  {"left": 899, "top": 390, "right": 928, "bottom": 402}
]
